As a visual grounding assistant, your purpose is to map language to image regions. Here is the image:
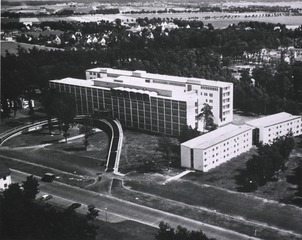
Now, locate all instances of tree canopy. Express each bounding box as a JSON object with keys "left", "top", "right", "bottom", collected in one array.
[
  {"left": 155, "top": 222, "right": 215, "bottom": 240},
  {"left": 0, "top": 176, "right": 98, "bottom": 240}
]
